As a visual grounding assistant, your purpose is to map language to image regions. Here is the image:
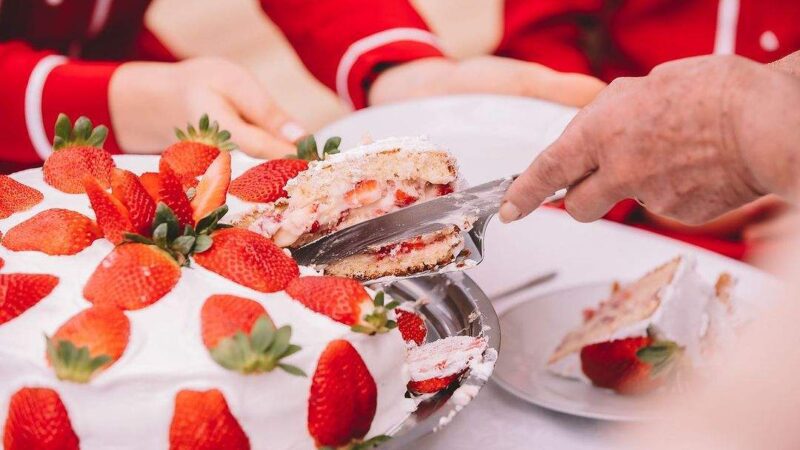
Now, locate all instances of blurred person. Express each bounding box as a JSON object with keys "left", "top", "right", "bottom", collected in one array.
[{"left": 0, "top": 0, "right": 616, "bottom": 174}]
